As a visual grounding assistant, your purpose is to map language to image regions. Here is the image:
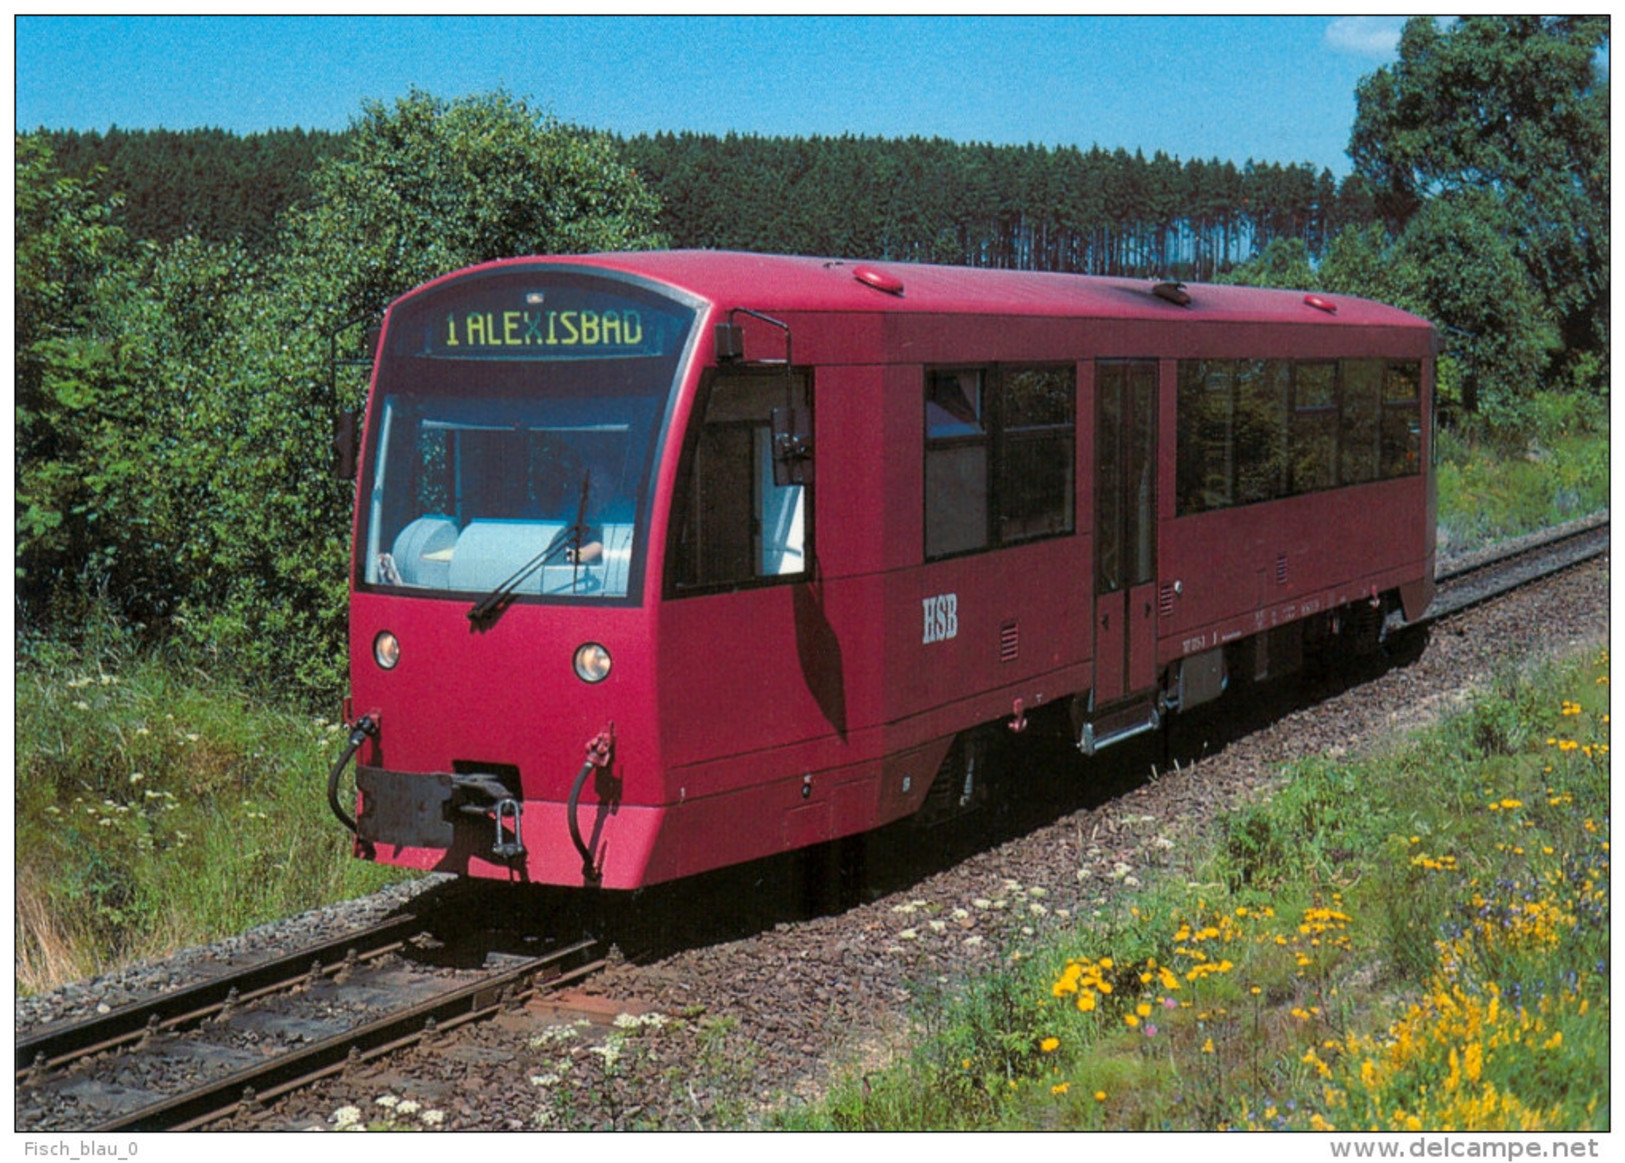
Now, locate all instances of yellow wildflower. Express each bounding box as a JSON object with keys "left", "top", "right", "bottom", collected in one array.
[{"left": 1040, "top": 1037, "right": 1059, "bottom": 1053}]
